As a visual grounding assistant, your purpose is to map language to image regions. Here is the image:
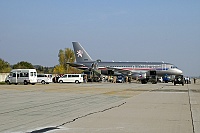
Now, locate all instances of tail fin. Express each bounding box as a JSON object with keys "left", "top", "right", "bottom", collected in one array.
[{"left": 72, "top": 42, "right": 93, "bottom": 63}]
